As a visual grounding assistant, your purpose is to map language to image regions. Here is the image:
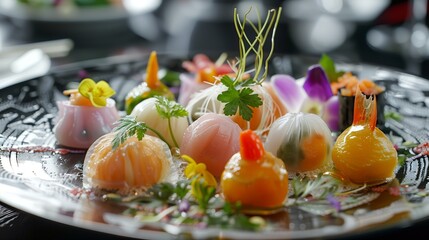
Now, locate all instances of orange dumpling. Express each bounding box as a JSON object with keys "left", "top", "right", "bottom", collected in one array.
[
  {"left": 83, "top": 132, "right": 175, "bottom": 193},
  {"left": 221, "top": 130, "right": 288, "bottom": 208},
  {"left": 332, "top": 89, "right": 397, "bottom": 184}
]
